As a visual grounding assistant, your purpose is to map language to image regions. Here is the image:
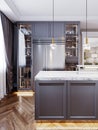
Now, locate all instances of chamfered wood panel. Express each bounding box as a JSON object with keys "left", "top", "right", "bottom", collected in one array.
[
  {"left": 35, "top": 81, "right": 66, "bottom": 120},
  {"left": 67, "top": 81, "right": 96, "bottom": 119}
]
